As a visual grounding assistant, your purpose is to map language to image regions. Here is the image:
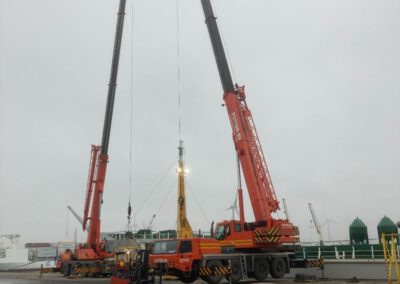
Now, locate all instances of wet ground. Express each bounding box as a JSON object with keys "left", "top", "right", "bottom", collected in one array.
[
  {"left": 0, "top": 272, "right": 388, "bottom": 284},
  {"left": 0, "top": 272, "right": 108, "bottom": 284}
]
